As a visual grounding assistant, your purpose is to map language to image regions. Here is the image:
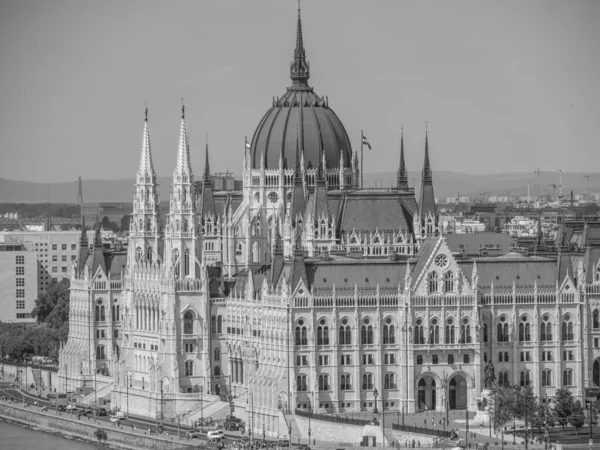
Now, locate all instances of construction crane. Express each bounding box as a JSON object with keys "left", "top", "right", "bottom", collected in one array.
[{"left": 534, "top": 168, "right": 564, "bottom": 197}]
